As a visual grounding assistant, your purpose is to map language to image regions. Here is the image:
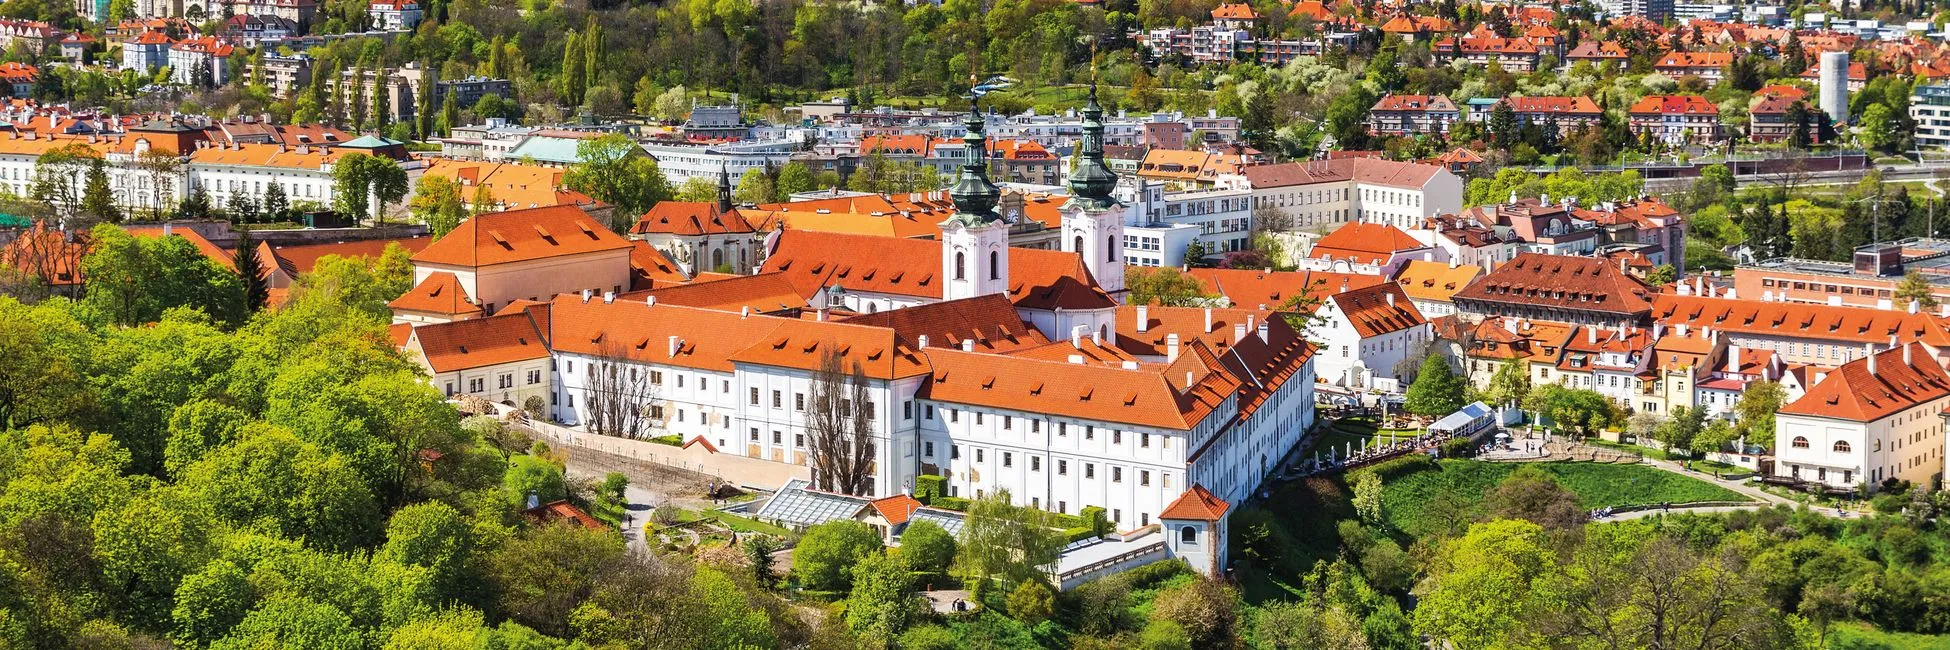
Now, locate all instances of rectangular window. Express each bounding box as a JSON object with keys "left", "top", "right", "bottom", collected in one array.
[
  {"left": 1003, "top": 452, "right": 1013, "bottom": 467},
  {"left": 1031, "top": 420, "right": 1041, "bottom": 433},
  {"left": 527, "top": 370, "right": 541, "bottom": 384},
  {"left": 1085, "top": 463, "right": 1096, "bottom": 479},
  {"left": 772, "top": 391, "right": 782, "bottom": 408},
  {"left": 976, "top": 412, "right": 984, "bottom": 425},
  {"left": 950, "top": 410, "right": 959, "bottom": 423},
  {"left": 1085, "top": 426, "right": 1095, "bottom": 440},
  {"left": 796, "top": 434, "right": 805, "bottom": 447},
  {"left": 650, "top": 370, "right": 662, "bottom": 385},
  {"left": 749, "top": 428, "right": 759, "bottom": 442},
  {"left": 1031, "top": 456, "right": 1041, "bottom": 471},
  {"left": 976, "top": 449, "right": 985, "bottom": 463},
  {"left": 749, "top": 387, "right": 759, "bottom": 405},
  {"left": 925, "top": 441, "right": 935, "bottom": 457},
  {"left": 796, "top": 393, "right": 805, "bottom": 411},
  {"left": 927, "top": 405, "right": 936, "bottom": 420},
  {"left": 772, "top": 431, "right": 781, "bottom": 444},
  {"left": 952, "top": 445, "right": 961, "bottom": 459},
  {"left": 1141, "top": 433, "right": 1150, "bottom": 448},
  {"left": 1141, "top": 470, "right": 1151, "bottom": 486},
  {"left": 904, "top": 401, "right": 914, "bottom": 420},
  {"left": 1113, "top": 431, "right": 1122, "bottom": 445},
  {"left": 1113, "top": 467, "right": 1123, "bottom": 482},
  {"left": 1003, "top": 415, "right": 1012, "bottom": 430},
  {"left": 1059, "top": 460, "right": 1068, "bottom": 475}
]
